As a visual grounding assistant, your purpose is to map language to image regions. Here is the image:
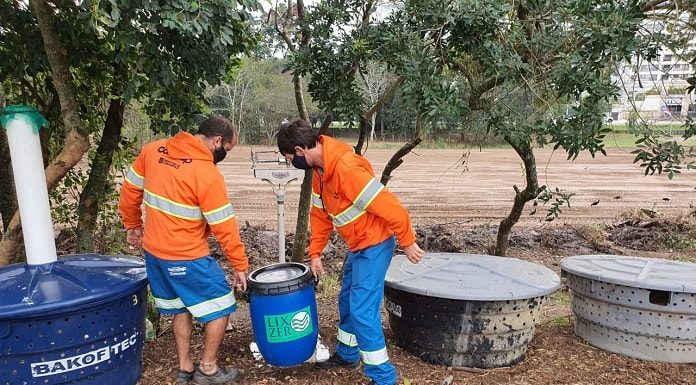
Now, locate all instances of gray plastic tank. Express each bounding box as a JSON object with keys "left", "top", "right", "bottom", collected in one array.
[
  {"left": 385, "top": 253, "right": 560, "bottom": 368},
  {"left": 561, "top": 255, "right": 696, "bottom": 362}
]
